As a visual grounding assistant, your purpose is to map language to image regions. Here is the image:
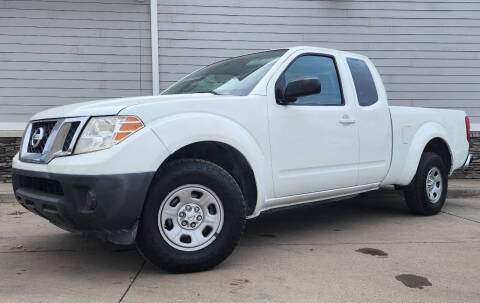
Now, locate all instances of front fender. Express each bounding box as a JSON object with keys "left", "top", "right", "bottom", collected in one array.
[
  {"left": 384, "top": 121, "right": 451, "bottom": 186},
  {"left": 148, "top": 112, "right": 267, "bottom": 211}
]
